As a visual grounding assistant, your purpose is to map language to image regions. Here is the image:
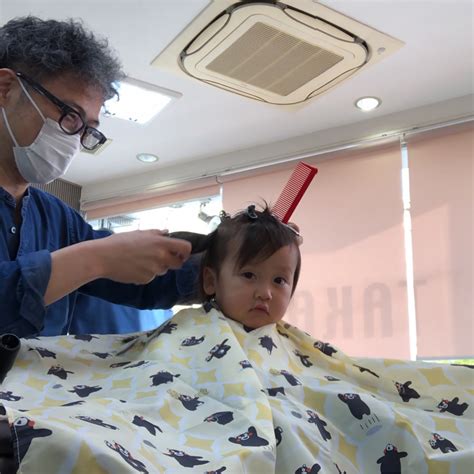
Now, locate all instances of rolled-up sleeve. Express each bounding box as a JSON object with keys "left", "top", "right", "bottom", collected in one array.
[{"left": 0, "top": 250, "right": 51, "bottom": 336}]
